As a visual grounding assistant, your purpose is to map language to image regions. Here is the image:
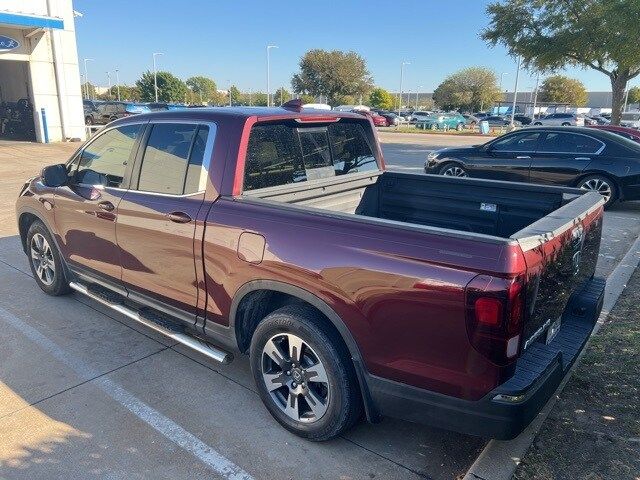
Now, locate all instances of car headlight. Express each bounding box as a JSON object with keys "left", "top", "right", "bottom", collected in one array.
[{"left": 427, "top": 151, "right": 440, "bottom": 161}]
